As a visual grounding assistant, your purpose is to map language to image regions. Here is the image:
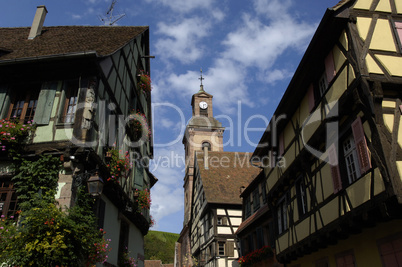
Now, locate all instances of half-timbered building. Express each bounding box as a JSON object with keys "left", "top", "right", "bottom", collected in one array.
[
  {"left": 191, "top": 151, "right": 260, "bottom": 267},
  {"left": 0, "top": 6, "right": 155, "bottom": 266},
  {"left": 251, "top": 0, "right": 402, "bottom": 266}
]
